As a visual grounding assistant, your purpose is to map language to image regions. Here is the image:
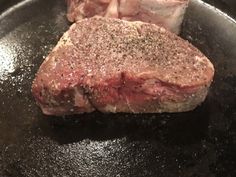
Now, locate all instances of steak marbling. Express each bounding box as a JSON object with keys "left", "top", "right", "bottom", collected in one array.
[{"left": 32, "top": 17, "right": 214, "bottom": 116}]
